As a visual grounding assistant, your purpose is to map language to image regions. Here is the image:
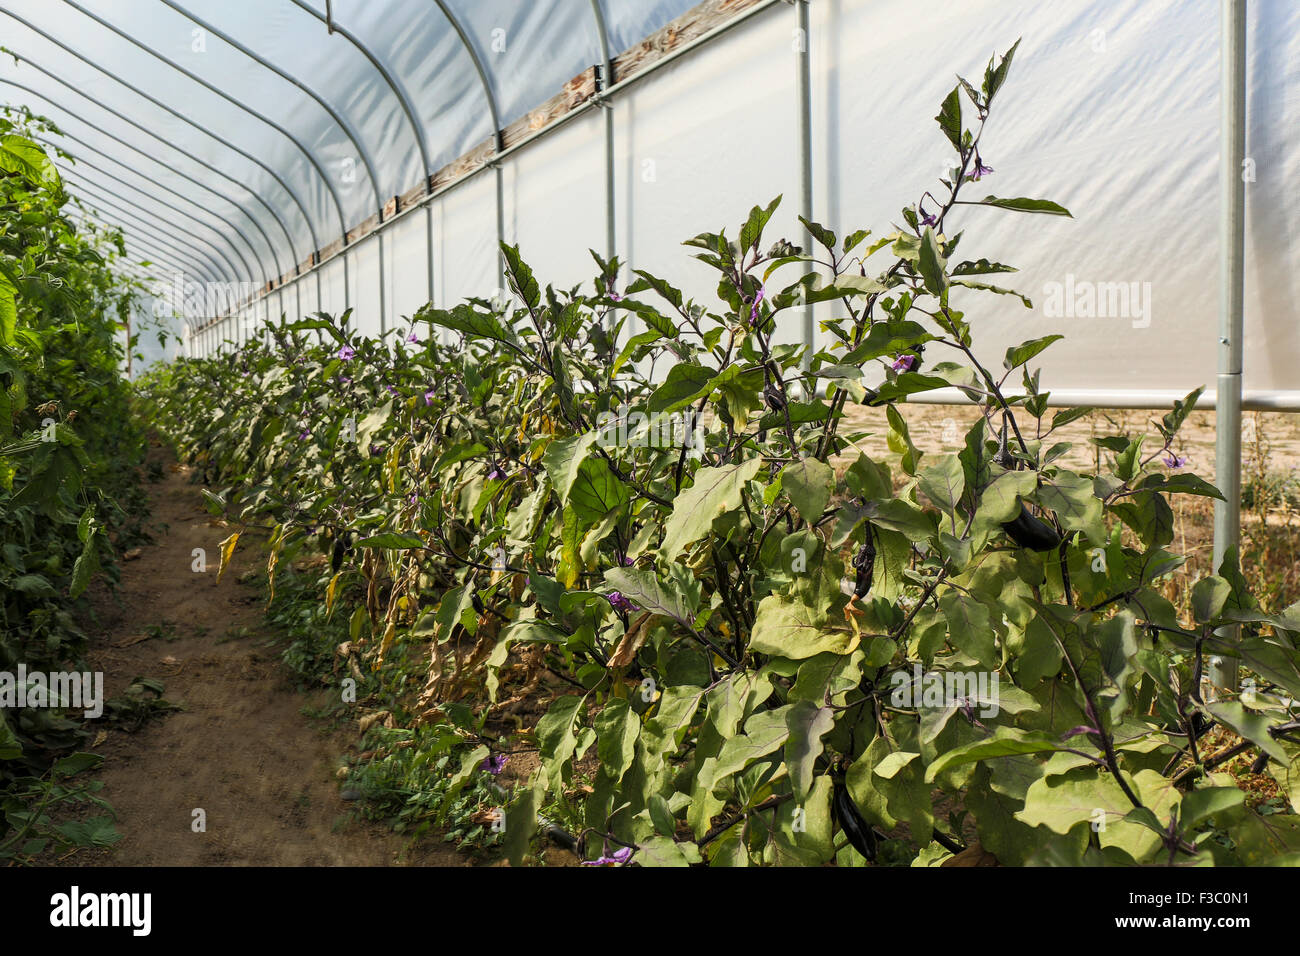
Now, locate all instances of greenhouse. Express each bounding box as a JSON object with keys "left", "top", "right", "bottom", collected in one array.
[{"left": 2, "top": 0, "right": 1300, "bottom": 891}]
